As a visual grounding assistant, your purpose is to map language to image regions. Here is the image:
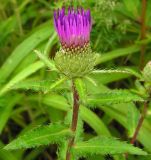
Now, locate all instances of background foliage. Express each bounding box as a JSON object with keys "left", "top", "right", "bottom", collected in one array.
[{"left": 0, "top": 0, "right": 151, "bottom": 160}]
